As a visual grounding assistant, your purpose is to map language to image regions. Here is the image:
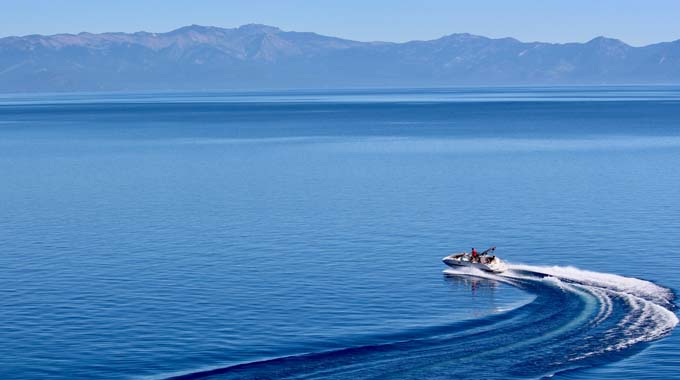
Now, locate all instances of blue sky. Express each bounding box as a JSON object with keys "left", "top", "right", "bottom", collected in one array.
[{"left": 2, "top": 0, "right": 680, "bottom": 46}]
